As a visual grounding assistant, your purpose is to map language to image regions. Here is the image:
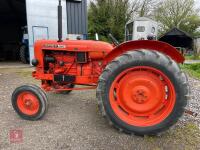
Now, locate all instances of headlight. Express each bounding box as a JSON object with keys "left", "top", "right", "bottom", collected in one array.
[{"left": 31, "top": 59, "right": 39, "bottom": 66}]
